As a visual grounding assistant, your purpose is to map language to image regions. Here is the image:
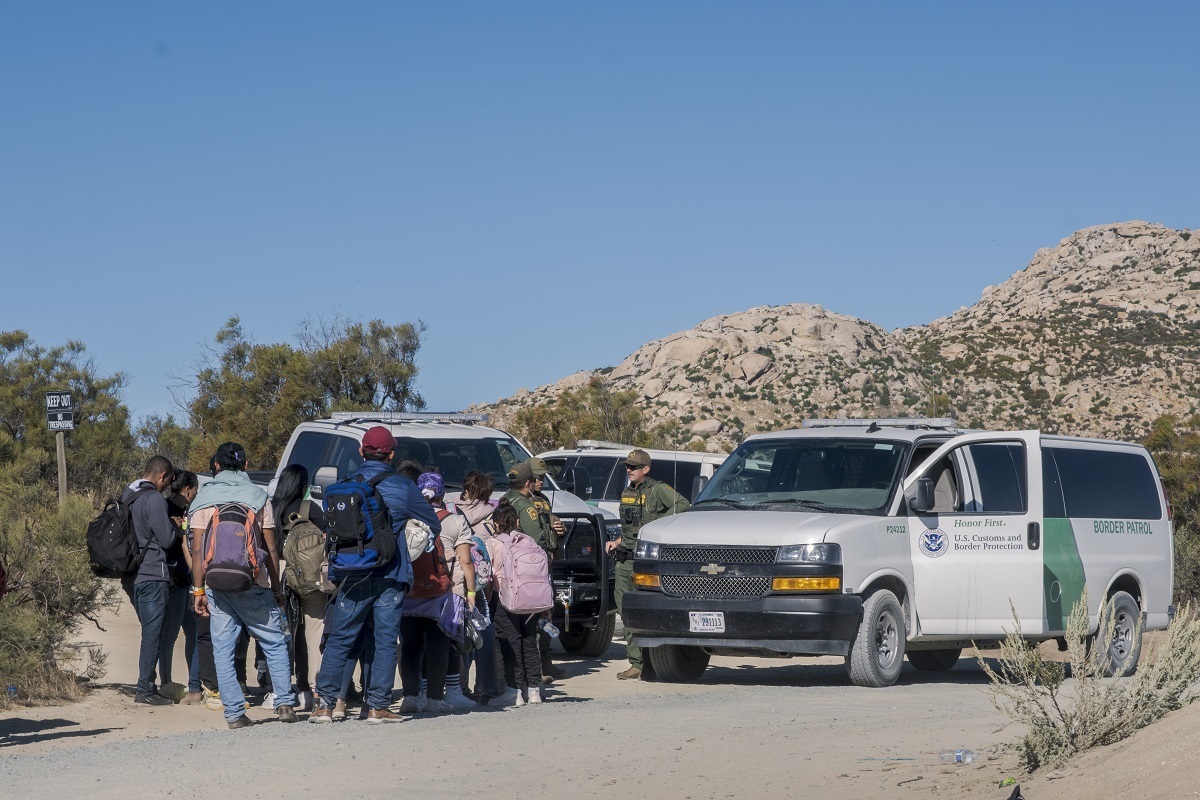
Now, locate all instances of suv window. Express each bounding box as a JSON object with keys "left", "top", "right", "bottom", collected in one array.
[
  {"left": 963, "top": 443, "right": 1026, "bottom": 513},
  {"left": 649, "top": 460, "right": 701, "bottom": 500},
  {"left": 1048, "top": 446, "right": 1161, "bottom": 520},
  {"left": 393, "top": 436, "right": 532, "bottom": 490},
  {"left": 285, "top": 432, "right": 334, "bottom": 478},
  {"left": 574, "top": 456, "right": 622, "bottom": 501},
  {"left": 327, "top": 435, "right": 364, "bottom": 479}
]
